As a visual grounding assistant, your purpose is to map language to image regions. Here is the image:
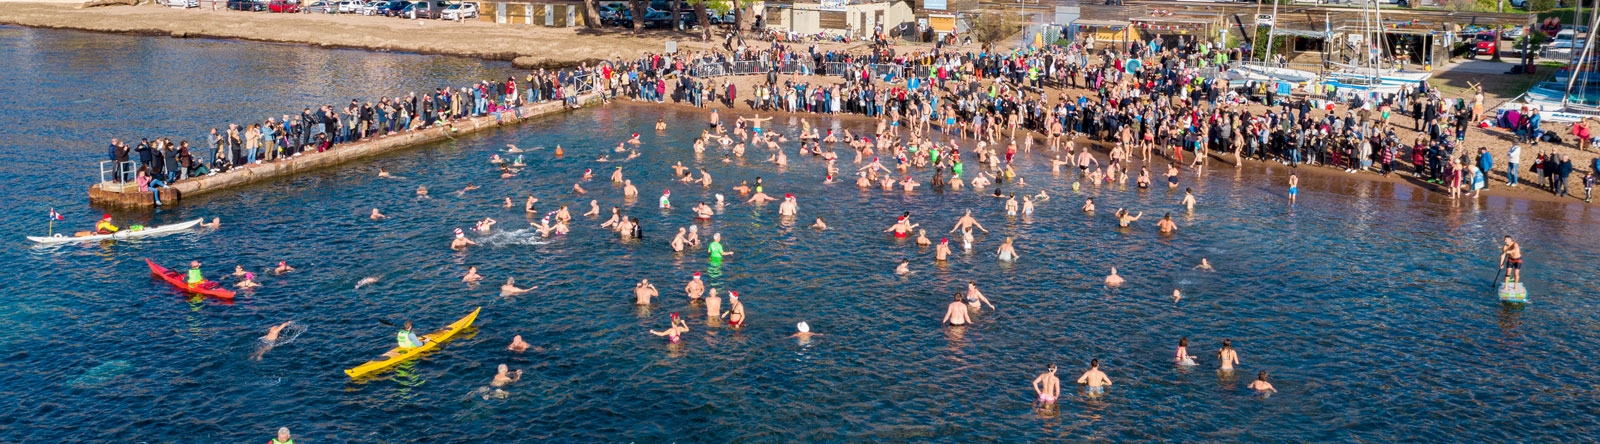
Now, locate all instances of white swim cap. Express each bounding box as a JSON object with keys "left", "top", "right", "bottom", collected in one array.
[{"left": 796, "top": 322, "right": 810, "bottom": 333}]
